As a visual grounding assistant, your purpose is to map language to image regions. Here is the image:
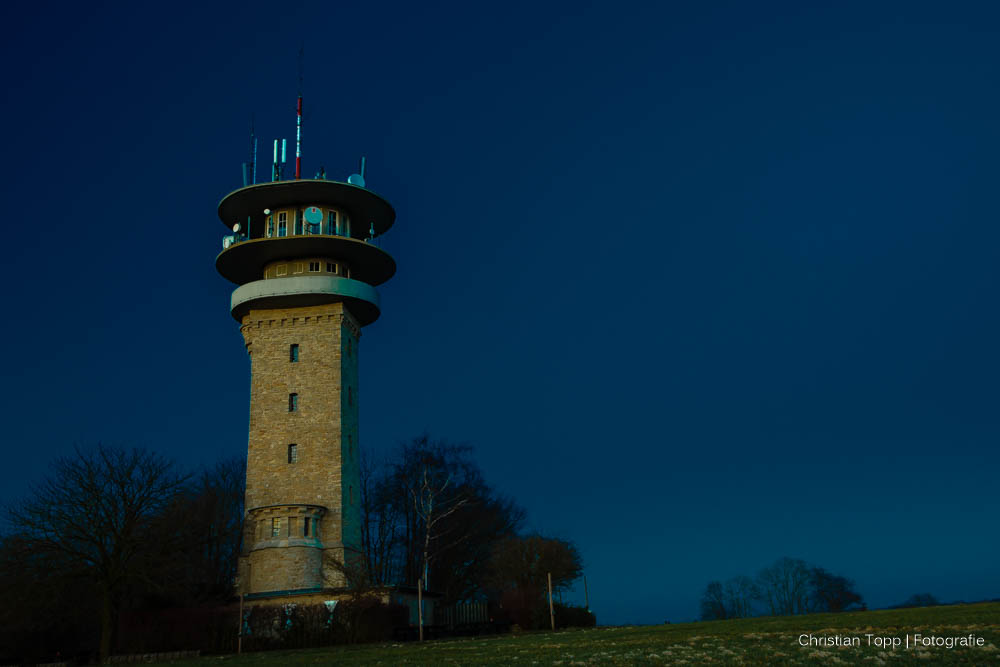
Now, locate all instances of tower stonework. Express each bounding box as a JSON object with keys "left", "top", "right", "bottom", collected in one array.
[
  {"left": 241, "top": 303, "right": 361, "bottom": 593},
  {"left": 215, "top": 177, "right": 395, "bottom": 603}
]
